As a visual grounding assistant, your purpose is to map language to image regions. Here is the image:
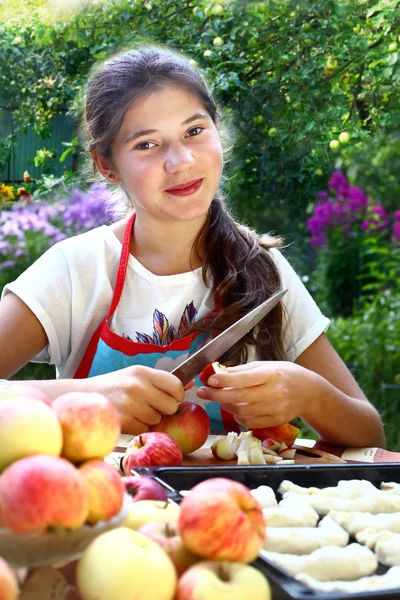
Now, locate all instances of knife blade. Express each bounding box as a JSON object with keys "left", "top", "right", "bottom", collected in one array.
[{"left": 170, "top": 288, "right": 287, "bottom": 386}]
